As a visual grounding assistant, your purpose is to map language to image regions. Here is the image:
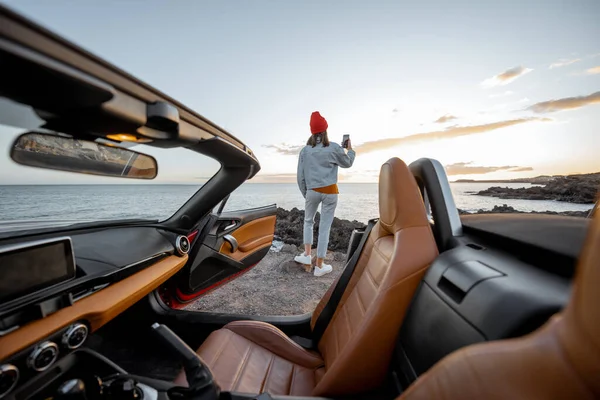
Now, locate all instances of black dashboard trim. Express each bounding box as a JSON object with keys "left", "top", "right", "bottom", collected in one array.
[{"left": 0, "top": 220, "right": 185, "bottom": 242}]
